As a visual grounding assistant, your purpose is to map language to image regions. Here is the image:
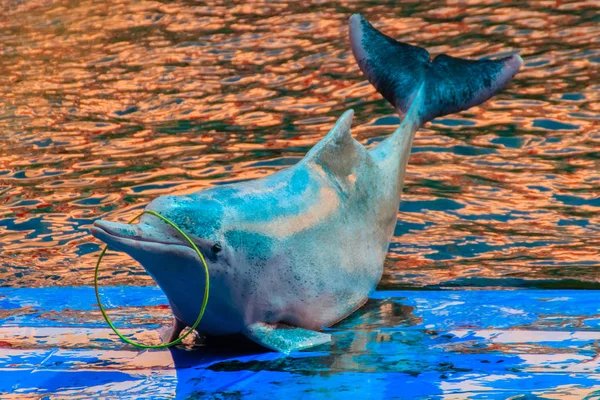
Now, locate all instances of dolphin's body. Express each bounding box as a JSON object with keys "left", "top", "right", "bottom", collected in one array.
[{"left": 91, "top": 15, "right": 521, "bottom": 353}]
